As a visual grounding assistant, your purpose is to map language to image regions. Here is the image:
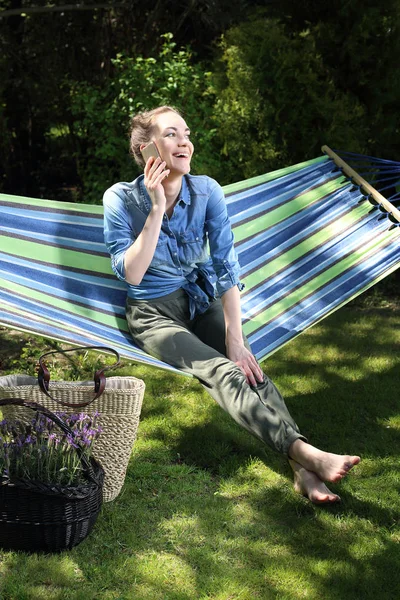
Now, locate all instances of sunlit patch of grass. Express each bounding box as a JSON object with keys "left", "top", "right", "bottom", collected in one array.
[
  {"left": 216, "top": 458, "right": 284, "bottom": 500},
  {"left": 0, "top": 307, "right": 399, "bottom": 600},
  {"left": 118, "top": 551, "right": 198, "bottom": 596}
]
